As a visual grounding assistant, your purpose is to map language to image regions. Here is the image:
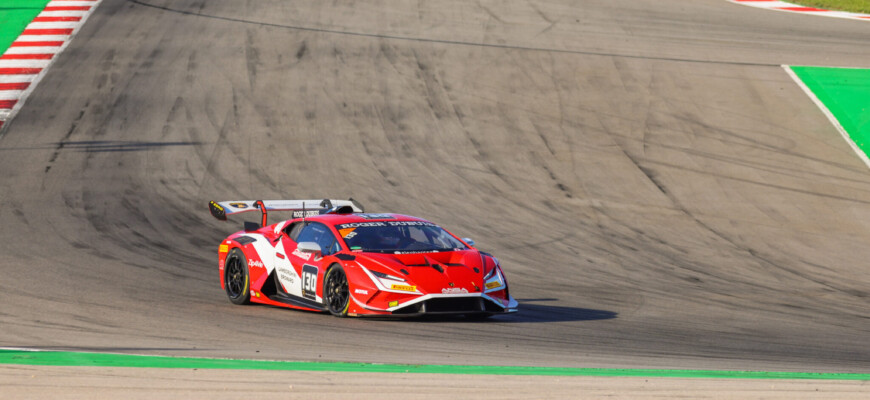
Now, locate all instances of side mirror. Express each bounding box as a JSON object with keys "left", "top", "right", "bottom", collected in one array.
[
  {"left": 297, "top": 242, "right": 322, "bottom": 254},
  {"left": 462, "top": 237, "right": 476, "bottom": 247}
]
